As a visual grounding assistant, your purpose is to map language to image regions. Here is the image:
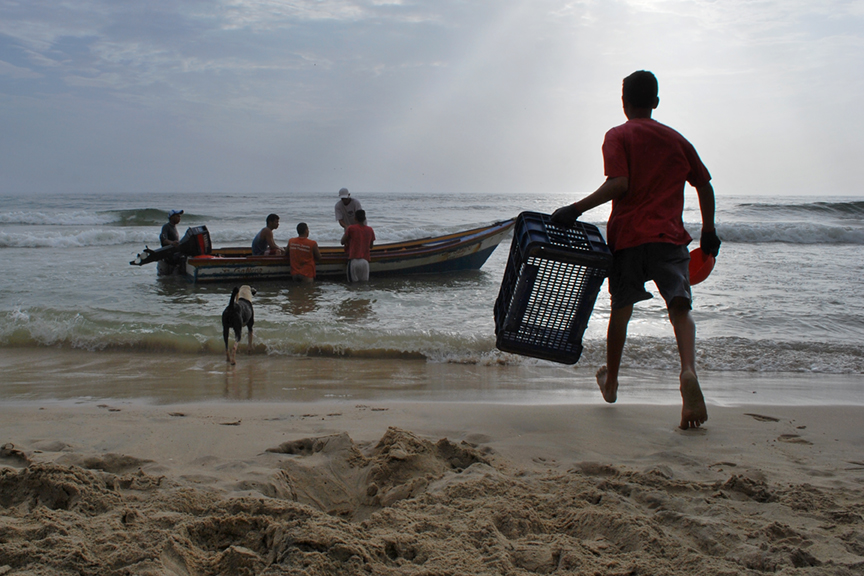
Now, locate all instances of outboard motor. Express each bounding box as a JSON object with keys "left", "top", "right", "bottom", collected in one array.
[
  {"left": 180, "top": 226, "right": 212, "bottom": 257},
  {"left": 130, "top": 226, "right": 212, "bottom": 275}
]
